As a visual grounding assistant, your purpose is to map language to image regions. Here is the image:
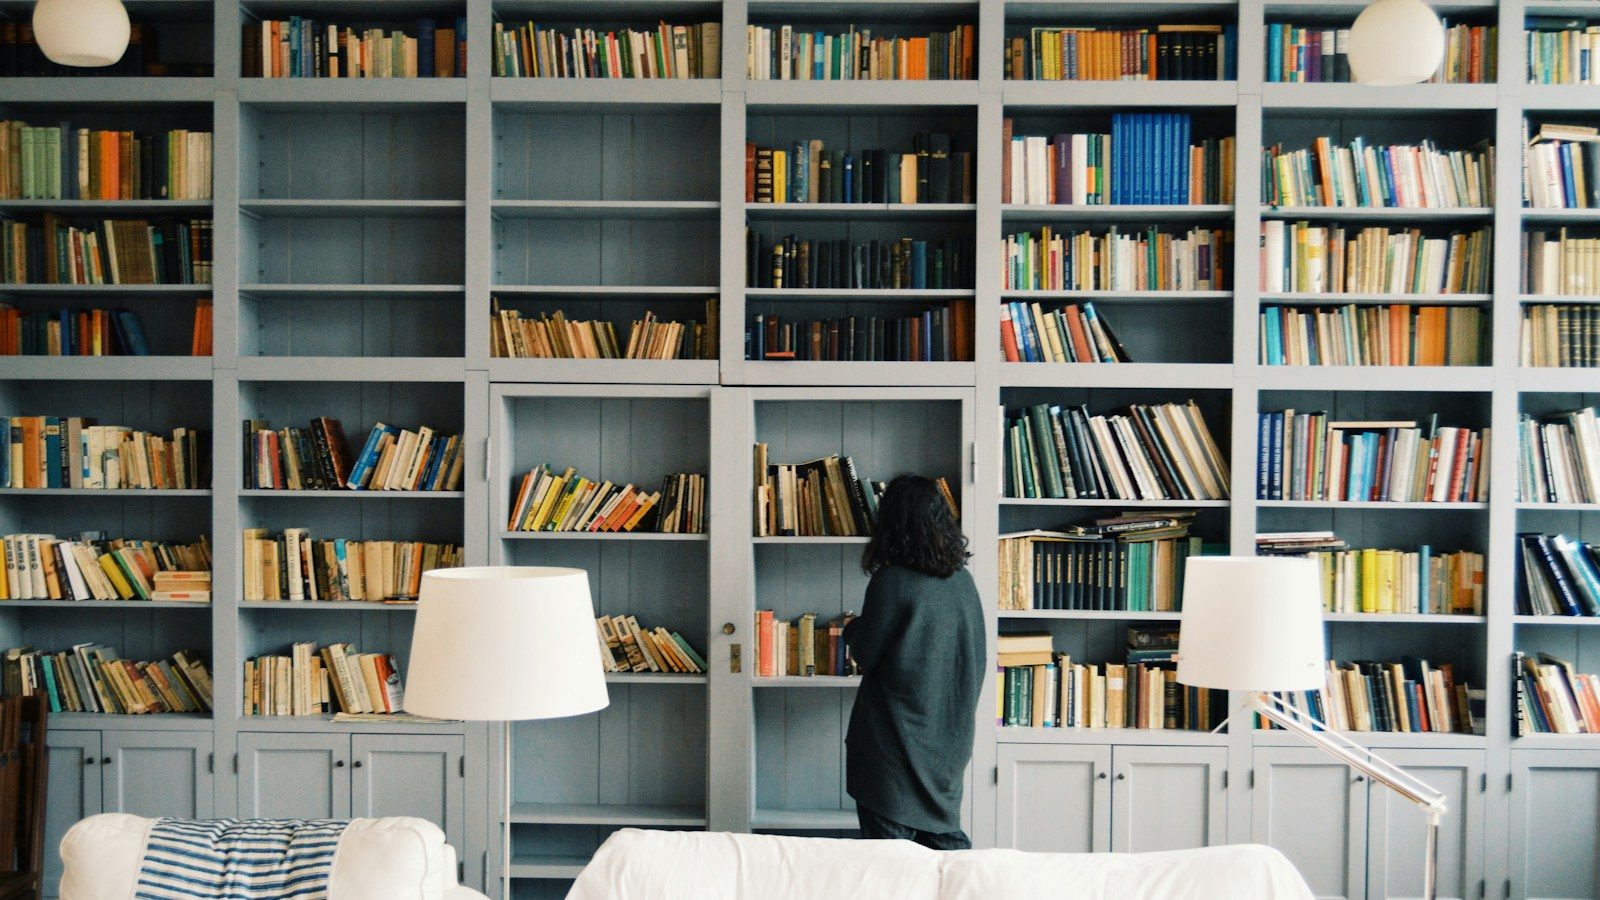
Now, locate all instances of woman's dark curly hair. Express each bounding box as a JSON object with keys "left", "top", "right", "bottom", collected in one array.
[{"left": 861, "top": 474, "right": 970, "bottom": 578}]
